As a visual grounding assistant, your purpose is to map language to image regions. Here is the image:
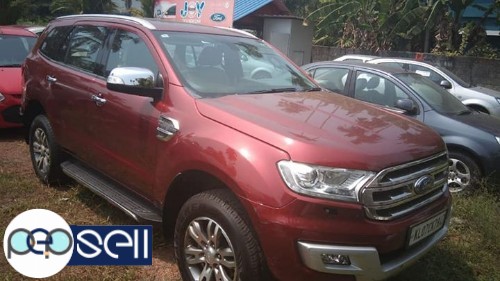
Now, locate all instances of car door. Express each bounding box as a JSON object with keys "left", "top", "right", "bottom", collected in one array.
[
  {"left": 350, "top": 70, "right": 424, "bottom": 122},
  {"left": 40, "top": 24, "right": 110, "bottom": 160},
  {"left": 83, "top": 27, "right": 164, "bottom": 198}
]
